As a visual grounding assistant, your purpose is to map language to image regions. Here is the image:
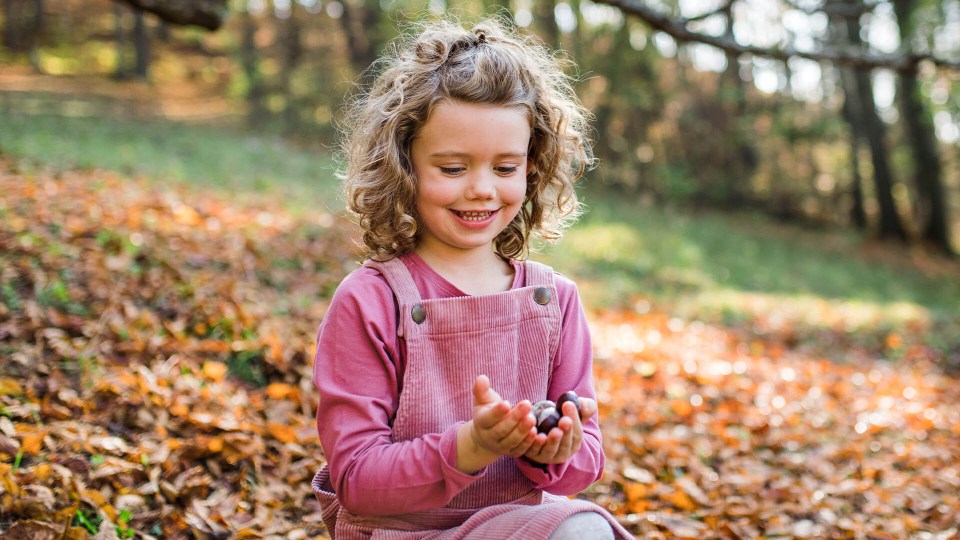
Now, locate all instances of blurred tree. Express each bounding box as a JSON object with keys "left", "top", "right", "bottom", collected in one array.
[
  {"left": 3, "top": 0, "right": 43, "bottom": 54},
  {"left": 893, "top": 0, "right": 952, "bottom": 254},
  {"left": 238, "top": 6, "right": 268, "bottom": 128},
  {"left": 533, "top": 0, "right": 559, "bottom": 49},
  {"left": 116, "top": 0, "right": 228, "bottom": 30},
  {"left": 592, "top": 0, "right": 957, "bottom": 249},
  {"left": 840, "top": 1, "right": 907, "bottom": 242},
  {"left": 340, "top": 0, "right": 386, "bottom": 77}
]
